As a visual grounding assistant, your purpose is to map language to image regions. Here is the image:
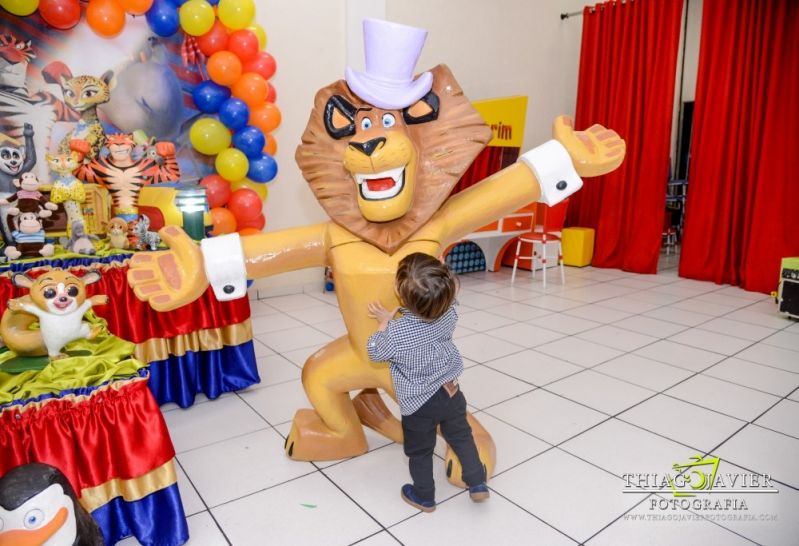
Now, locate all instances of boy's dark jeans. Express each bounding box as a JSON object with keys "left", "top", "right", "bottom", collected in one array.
[{"left": 401, "top": 385, "right": 485, "bottom": 502}]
